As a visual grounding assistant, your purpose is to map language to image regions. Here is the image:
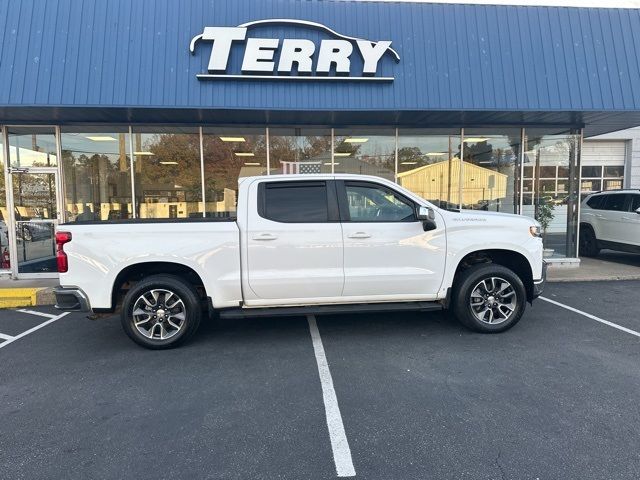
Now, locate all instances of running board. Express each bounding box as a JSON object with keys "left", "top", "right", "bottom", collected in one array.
[{"left": 218, "top": 301, "right": 444, "bottom": 319}]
